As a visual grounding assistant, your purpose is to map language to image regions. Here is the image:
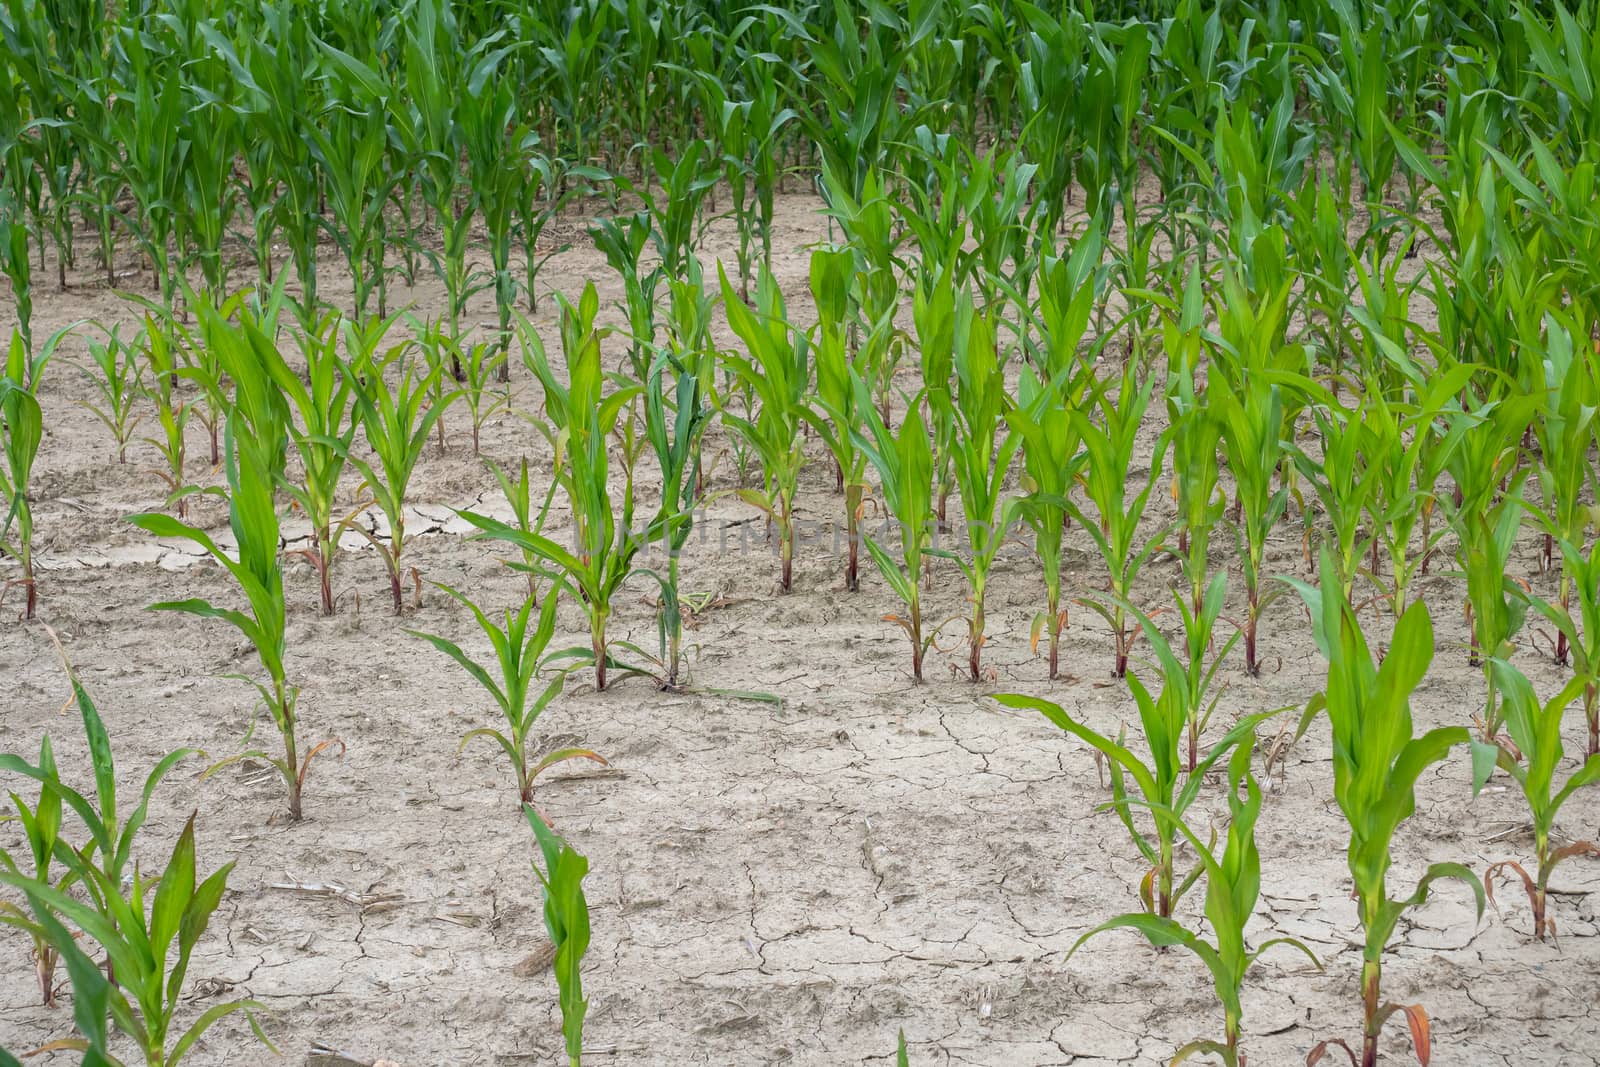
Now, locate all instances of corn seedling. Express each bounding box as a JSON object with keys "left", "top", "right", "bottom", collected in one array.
[
  {"left": 485, "top": 455, "right": 556, "bottom": 604},
  {"left": 720, "top": 264, "right": 809, "bottom": 594},
  {"left": 524, "top": 804, "right": 592, "bottom": 1067},
  {"left": 1211, "top": 374, "right": 1289, "bottom": 677},
  {"left": 802, "top": 246, "right": 872, "bottom": 593},
  {"left": 1069, "top": 360, "right": 1170, "bottom": 679},
  {"left": 1529, "top": 311, "right": 1600, "bottom": 665},
  {"left": 267, "top": 316, "right": 364, "bottom": 616},
  {"left": 589, "top": 208, "right": 661, "bottom": 382},
  {"left": 412, "top": 583, "right": 605, "bottom": 814},
  {"left": 77, "top": 324, "right": 145, "bottom": 465},
  {"left": 131, "top": 313, "right": 340, "bottom": 820},
  {"left": 343, "top": 343, "right": 458, "bottom": 614},
  {"left": 933, "top": 298, "right": 1019, "bottom": 681},
  {"left": 1010, "top": 238, "right": 1103, "bottom": 678},
  {"left": 1067, "top": 742, "right": 1320, "bottom": 1066},
  {"left": 1361, "top": 365, "right": 1476, "bottom": 616},
  {"left": 0, "top": 810, "right": 272, "bottom": 1066},
  {"left": 0, "top": 733, "right": 64, "bottom": 1004},
  {"left": 464, "top": 285, "right": 642, "bottom": 691},
  {"left": 637, "top": 332, "right": 711, "bottom": 689},
  {"left": 421, "top": 324, "right": 508, "bottom": 456},
  {"left": 137, "top": 318, "right": 192, "bottom": 517},
  {"left": 1530, "top": 537, "right": 1600, "bottom": 757},
  {"left": 1481, "top": 661, "right": 1600, "bottom": 939},
  {"left": 855, "top": 392, "right": 943, "bottom": 683},
  {"left": 0, "top": 334, "right": 42, "bottom": 619},
  {"left": 1442, "top": 391, "right": 1535, "bottom": 741},
  {"left": 0, "top": 663, "right": 198, "bottom": 1008},
  {"left": 997, "top": 669, "right": 1274, "bottom": 918},
  {"left": 1291, "top": 551, "right": 1488, "bottom": 1067},
  {"left": 1290, "top": 393, "right": 1379, "bottom": 602}
]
